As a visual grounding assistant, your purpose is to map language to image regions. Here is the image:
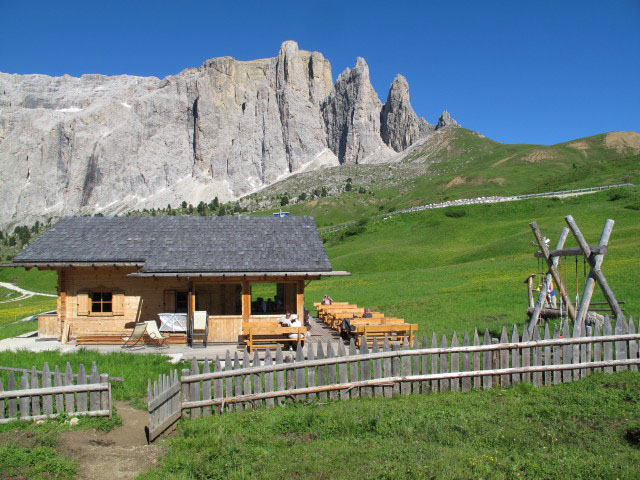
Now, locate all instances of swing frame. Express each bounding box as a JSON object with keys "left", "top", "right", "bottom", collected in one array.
[{"left": 527, "top": 215, "right": 625, "bottom": 334}]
